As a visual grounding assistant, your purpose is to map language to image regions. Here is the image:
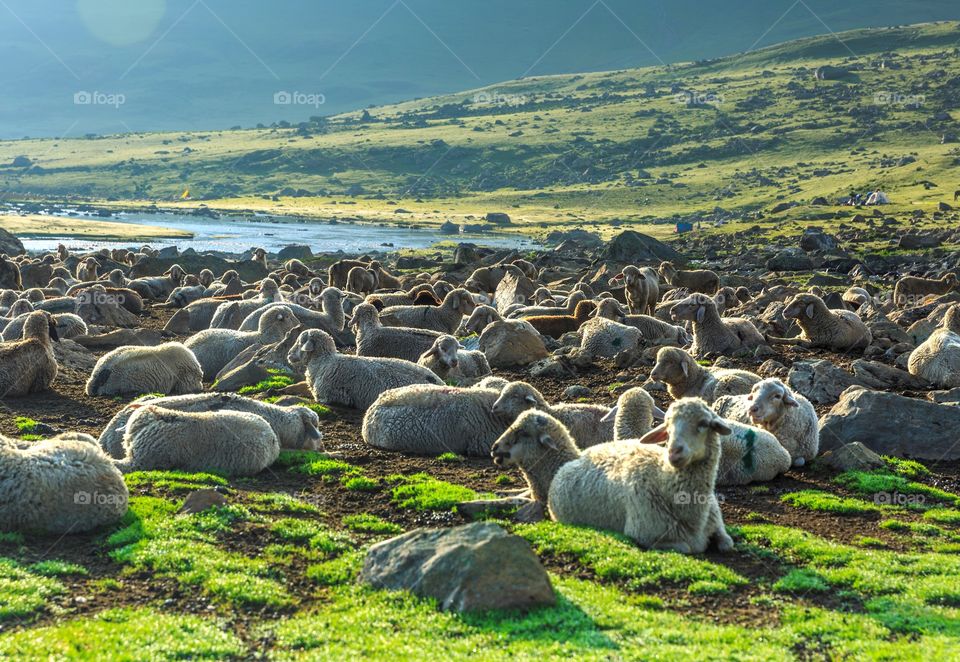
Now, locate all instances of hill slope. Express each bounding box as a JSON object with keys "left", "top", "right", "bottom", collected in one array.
[{"left": 1, "top": 21, "right": 959, "bottom": 236}]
